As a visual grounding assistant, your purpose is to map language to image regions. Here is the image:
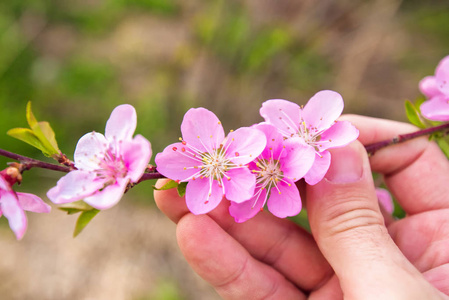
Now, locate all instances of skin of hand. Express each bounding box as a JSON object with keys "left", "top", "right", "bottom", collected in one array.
[{"left": 154, "top": 115, "right": 449, "bottom": 300}]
